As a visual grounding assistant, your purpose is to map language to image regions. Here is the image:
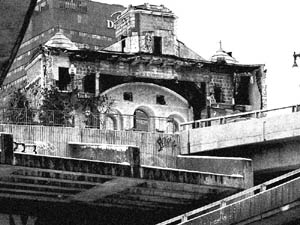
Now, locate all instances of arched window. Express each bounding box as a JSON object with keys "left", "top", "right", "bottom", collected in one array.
[
  {"left": 134, "top": 109, "right": 149, "bottom": 132},
  {"left": 105, "top": 115, "right": 117, "bottom": 130},
  {"left": 166, "top": 118, "right": 179, "bottom": 133}
]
